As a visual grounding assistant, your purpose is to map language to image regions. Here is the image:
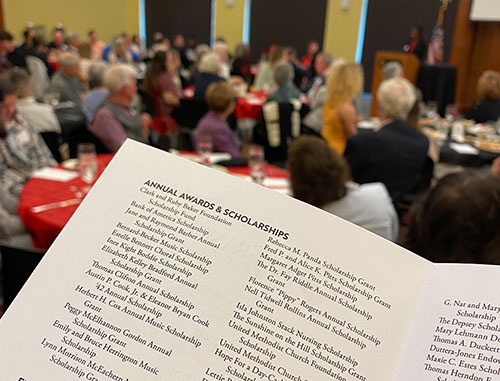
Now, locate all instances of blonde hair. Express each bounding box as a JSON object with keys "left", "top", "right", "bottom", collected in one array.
[
  {"left": 478, "top": 70, "right": 500, "bottom": 101},
  {"left": 325, "top": 62, "right": 363, "bottom": 107}
]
